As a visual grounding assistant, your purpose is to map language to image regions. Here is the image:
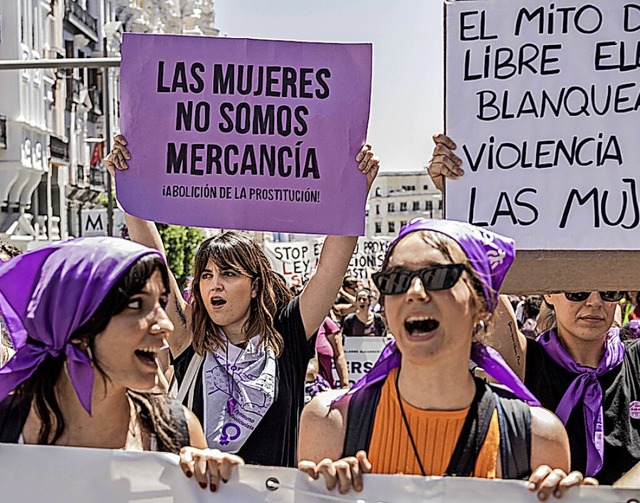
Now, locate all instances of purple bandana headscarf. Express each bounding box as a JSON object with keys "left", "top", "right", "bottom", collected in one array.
[
  {"left": 0, "top": 237, "right": 163, "bottom": 414},
  {"left": 340, "top": 218, "right": 540, "bottom": 406},
  {"left": 536, "top": 327, "right": 625, "bottom": 476},
  {"left": 391, "top": 218, "right": 515, "bottom": 312}
]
